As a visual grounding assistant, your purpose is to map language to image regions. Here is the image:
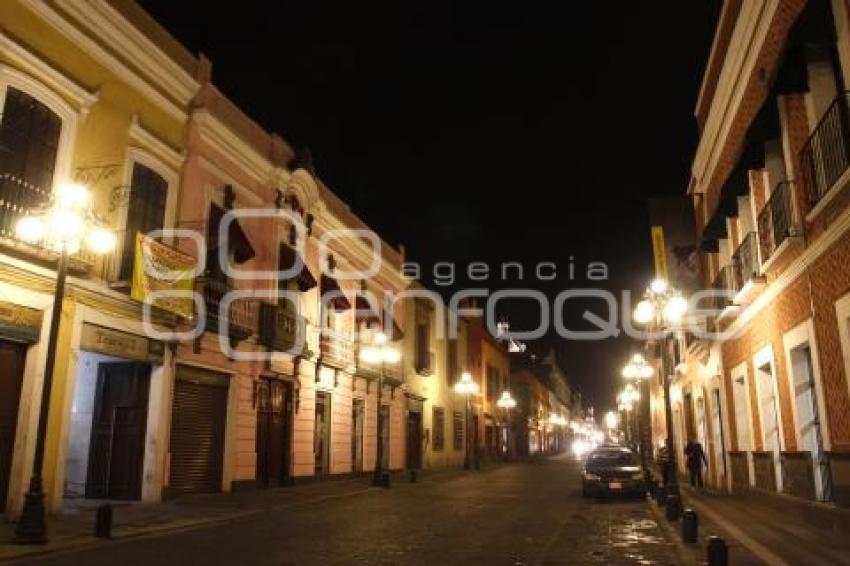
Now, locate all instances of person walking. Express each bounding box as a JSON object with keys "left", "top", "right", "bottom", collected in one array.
[{"left": 684, "top": 438, "right": 708, "bottom": 488}]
